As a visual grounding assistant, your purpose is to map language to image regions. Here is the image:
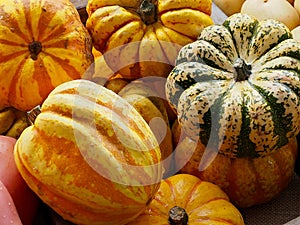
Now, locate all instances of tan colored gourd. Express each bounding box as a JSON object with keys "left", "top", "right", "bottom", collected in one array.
[
  {"left": 213, "top": 0, "right": 245, "bottom": 16},
  {"left": 241, "top": 0, "right": 300, "bottom": 30},
  {"left": 294, "top": 0, "right": 300, "bottom": 15},
  {"left": 292, "top": 25, "right": 300, "bottom": 42}
]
